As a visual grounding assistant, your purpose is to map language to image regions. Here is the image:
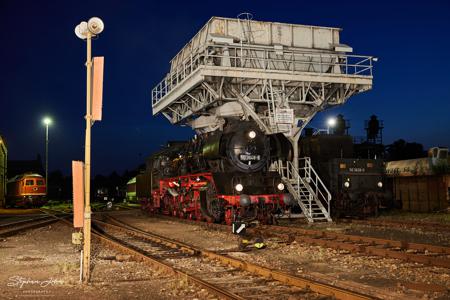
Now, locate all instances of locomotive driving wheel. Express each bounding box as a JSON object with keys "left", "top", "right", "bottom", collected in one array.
[
  {"left": 198, "top": 183, "right": 225, "bottom": 223},
  {"left": 206, "top": 183, "right": 226, "bottom": 223}
]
